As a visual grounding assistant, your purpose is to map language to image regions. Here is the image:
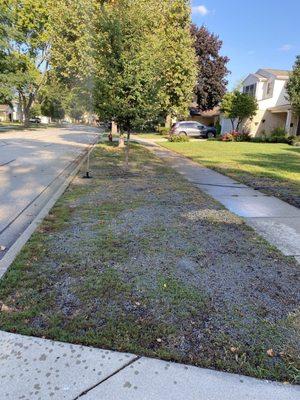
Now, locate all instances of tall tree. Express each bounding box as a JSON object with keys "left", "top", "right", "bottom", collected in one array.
[
  {"left": 94, "top": 0, "right": 196, "bottom": 132},
  {"left": 0, "top": 0, "right": 95, "bottom": 125},
  {"left": 286, "top": 55, "right": 300, "bottom": 115},
  {"left": 0, "top": 0, "right": 51, "bottom": 124},
  {"left": 191, "top": 25, "right": 229, "bottom": 111},
  {"left": 94, "top": 0, "right": 162, "bottom": 135},
  {"left": 158, "top": 0, "right": 197, "bottom": 122}
]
